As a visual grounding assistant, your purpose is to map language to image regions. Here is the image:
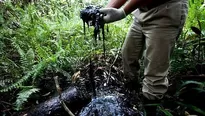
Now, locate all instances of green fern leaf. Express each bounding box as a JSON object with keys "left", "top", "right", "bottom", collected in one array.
[
  {"left": 0, "top": 60, "right": 46, "bottom": 92},
  {"left": 14, "top": 87, "right": 40, "bottom": 111}
]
